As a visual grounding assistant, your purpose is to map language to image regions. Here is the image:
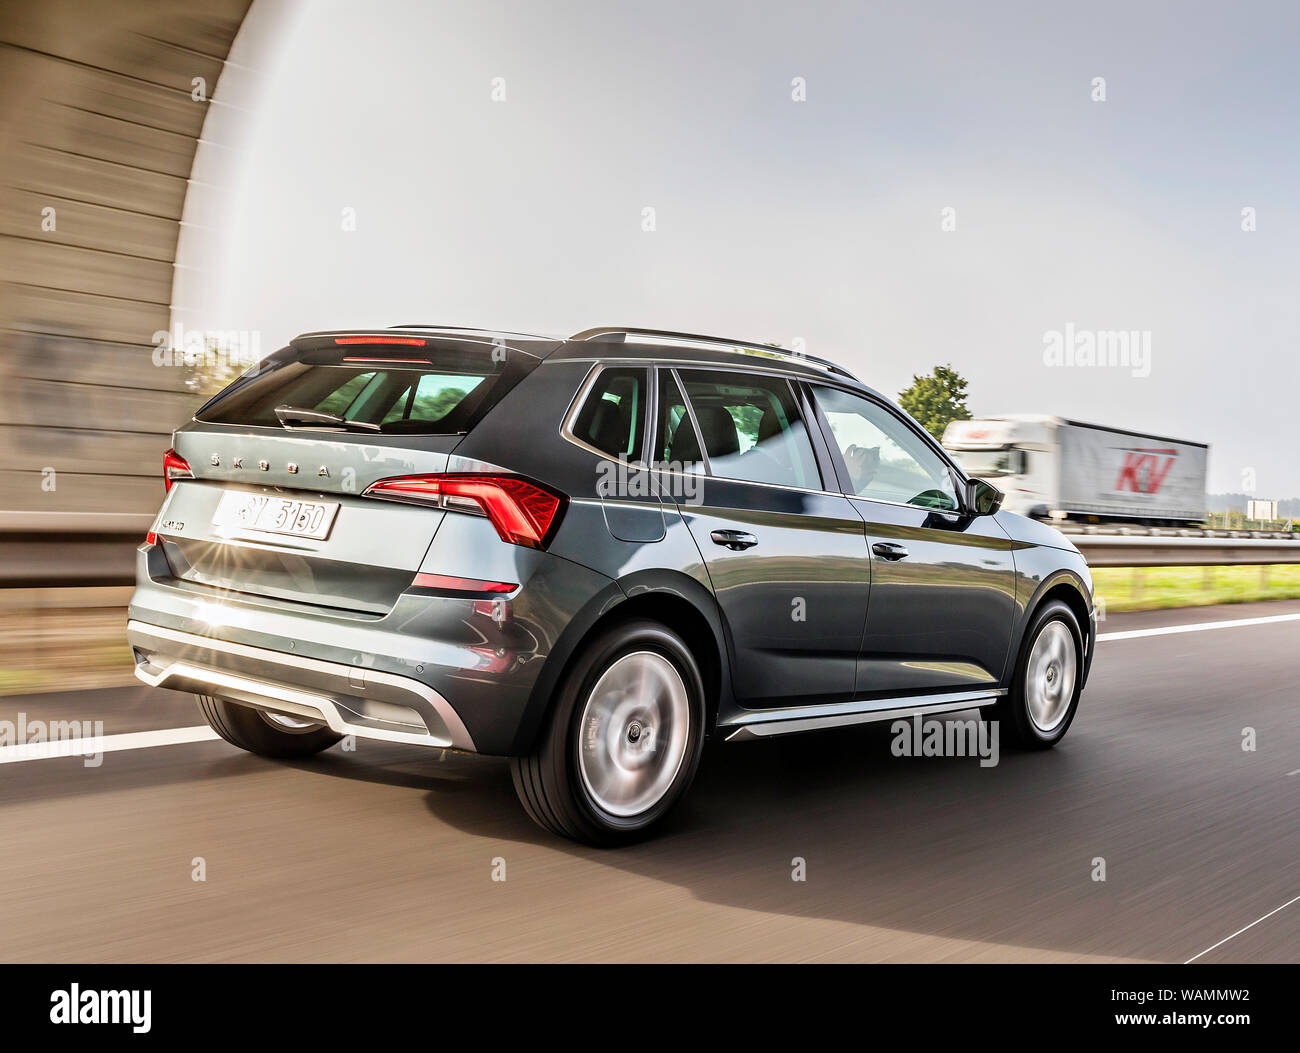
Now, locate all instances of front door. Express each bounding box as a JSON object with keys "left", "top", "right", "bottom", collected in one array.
[{"left": 806, "top": 384, "right": 1018, "bottom": 697}]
